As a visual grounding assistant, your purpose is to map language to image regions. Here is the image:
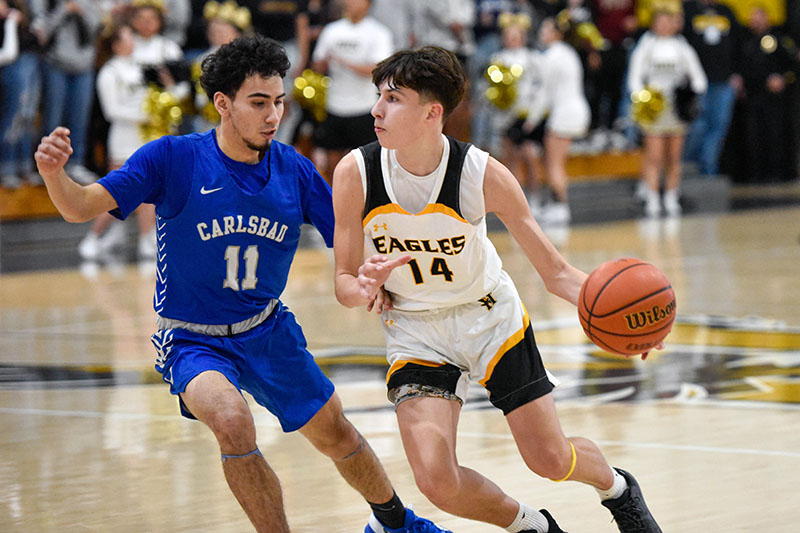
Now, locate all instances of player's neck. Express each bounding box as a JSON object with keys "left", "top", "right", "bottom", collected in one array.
[
  {"left": 393, "top": 132, "right": 445, "bottom": 177},
  {"left": 216, "top": 125, "right": 263, "bottom": 164}
]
